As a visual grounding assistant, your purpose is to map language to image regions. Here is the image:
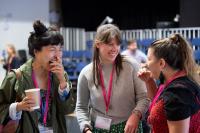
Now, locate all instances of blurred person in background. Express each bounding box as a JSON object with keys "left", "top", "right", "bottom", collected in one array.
[
  {"left": 2, "top": 44, "right": 21, "bottom": 75},
  {"left": 121, "top": 39, "right": 147, "bottom": 64}
]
